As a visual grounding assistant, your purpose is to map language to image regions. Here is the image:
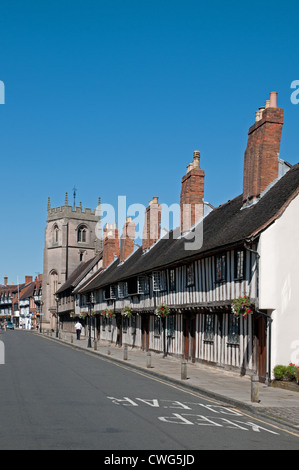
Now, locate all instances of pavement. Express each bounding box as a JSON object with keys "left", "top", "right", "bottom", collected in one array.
[{"left": 38, "top": 329, "right": 299, "bottom": 433}]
